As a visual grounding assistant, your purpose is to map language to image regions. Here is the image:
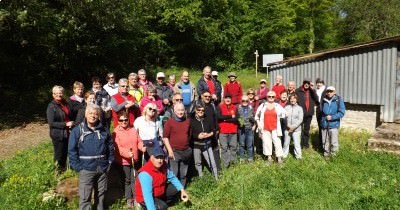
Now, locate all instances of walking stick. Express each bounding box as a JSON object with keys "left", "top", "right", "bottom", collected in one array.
[
  {"left": 326, "top": 121, "right": 331, "bottom": 157},
  {"left": 205, "top": 141, "right": 216, "bottom": 179},
  {"left": 130, "top": 148, "right": 137, "bottom": 178}
]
